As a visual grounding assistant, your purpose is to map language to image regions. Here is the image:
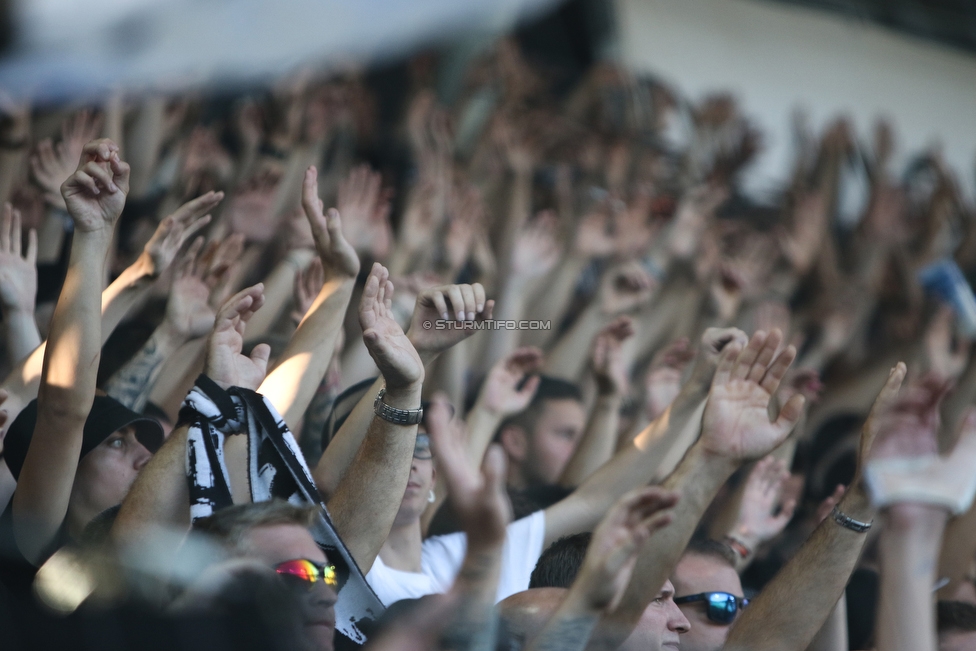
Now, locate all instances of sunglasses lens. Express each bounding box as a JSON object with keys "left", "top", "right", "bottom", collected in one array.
[
  {"left": 322, "top": 564, "right": 338, "bottom": 588},
  {"left": 706, "top": 594, "right": 737, "bottom": 624},
  {"left": 277, "top": 559, "right": 319, "bottom": 586}
]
